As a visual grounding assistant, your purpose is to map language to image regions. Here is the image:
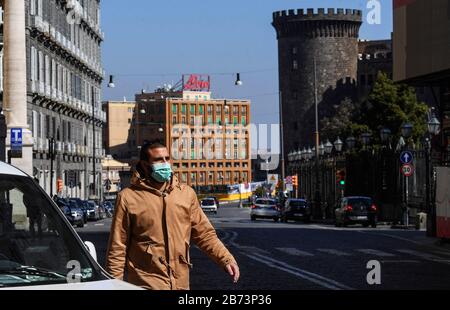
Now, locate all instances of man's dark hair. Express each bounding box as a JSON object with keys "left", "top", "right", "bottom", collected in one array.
[{"left": 139, "top": 140, "right": 166, "bottom": 161}]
